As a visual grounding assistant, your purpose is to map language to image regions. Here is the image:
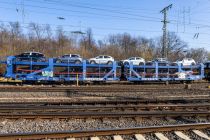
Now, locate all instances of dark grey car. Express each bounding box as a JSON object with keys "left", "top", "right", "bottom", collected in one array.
[
  {"left": 57, "top": 54, "right": 82, "bottom": 64},
  {"left": 15, "top": 52, "right": 46, "bottom": 62}
]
